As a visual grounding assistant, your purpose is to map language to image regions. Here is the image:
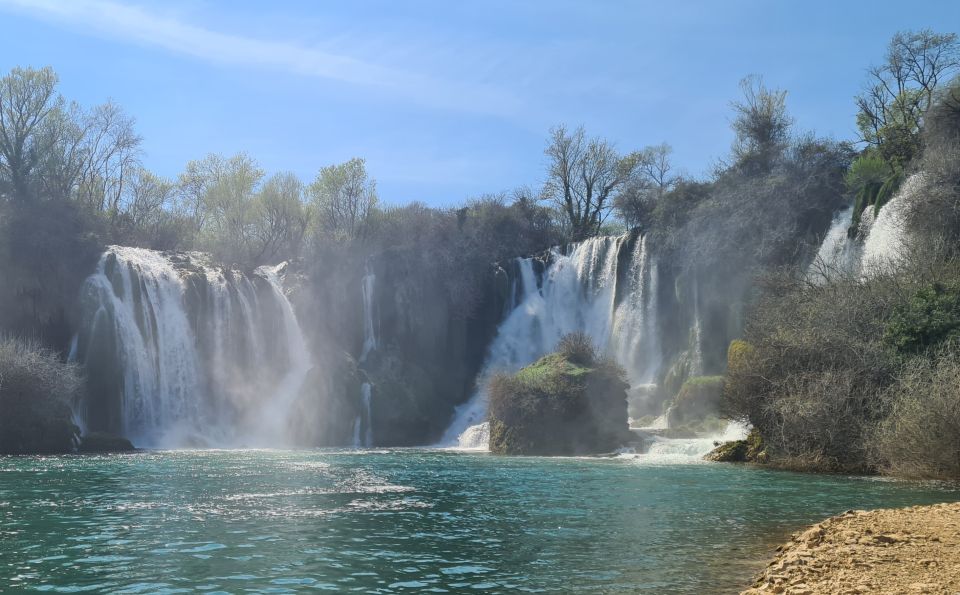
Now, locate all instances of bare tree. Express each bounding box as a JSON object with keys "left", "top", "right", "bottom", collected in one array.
[
  {"left": 856, "top": 30, "right": 960, "bottom": 151},
  {"left": 543, "top": 125, "right": 640, "bottom": 240}
]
